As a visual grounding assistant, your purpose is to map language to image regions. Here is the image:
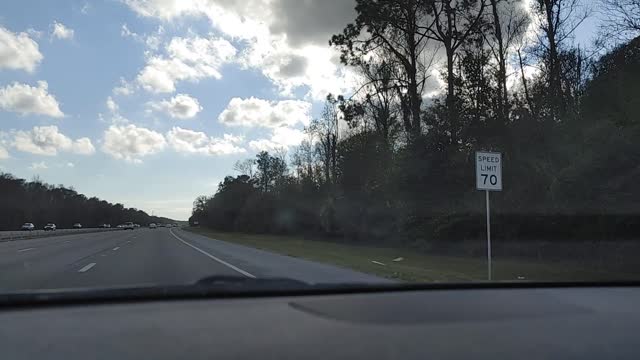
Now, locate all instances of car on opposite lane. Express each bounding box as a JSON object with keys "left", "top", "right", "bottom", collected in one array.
[
  {"left": 73, "top": 223, "right": 82, "bottom": 229},
  {"left": 44, "top": 223, "right": 56, "bottom": 231},
  {"left": 149, "top": 223, "right": 157, "bottom": 229},
  {"left": 21, "top": 223, "right": 35, "bottom": 231},
  {"left": 123, "top": 222, "right": 135, "bottom": 230}
]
